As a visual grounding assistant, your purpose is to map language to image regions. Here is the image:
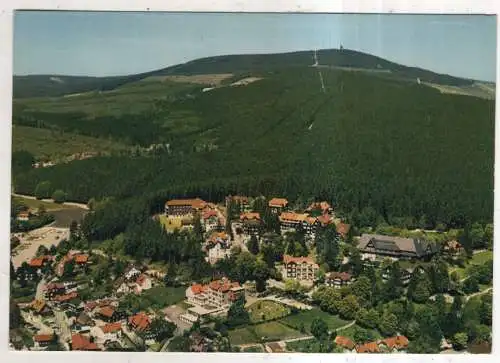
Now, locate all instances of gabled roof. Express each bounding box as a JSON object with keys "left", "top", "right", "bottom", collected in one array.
[
  {"left": 191, "top": 284, "right": 208, "bottom": 295},
  {"left": 53, "top": 291, "right": 78, "bottom": 303},
  {"left": 208, "top": 278, "right": 240, "bottom": 293},
  {"left": 356, "top": 341, "right": 380, "bottom": 353},
  {"left": 380, "top": 335, "right": 409, "bottom": 350},
  {"left": 29, "top": 257, "right": 45, "bottom": 268},
  {"left": 34, "top": 334, "right": 54, "bottom": 343},
  {"left": 240, "top": 212, "right": 261, "bottom": 221},
  {"left": 166, "top": 198, "right": 207, "bottom": 209},
  {"left": 358, "top": 234, "right": 435, "bottom": 257},
  {"left": 268, "top": 198, "right": 288, "bottom": 208},
  {"left": 335, "top": 335, "right": 355, "bottom": 350},
  {"left": 101, "top": 322, "right": 123, "bottom": 334},
  {"left": 283, "top": 254, "right": 318, "bottom": 267},
  {"left": 71, "top": 334, "right": 100, "bottom": 351},
  {"left": 128, "top": 312, "right": 151, "bottom": 332},
  {"left": 202, "top": 210, "right": 218, "bottom": 220},
  {"left": 74, "top": 254, "right": 89, "bottom": 264},
  {"left": 327, "top": 271, "right": 352, "bottom": 281},
  {"left": 279, "top": 212, "right": 308, "bottom": 223},
  {"left": 98, "top": 306, "right": 115, "bottom": 318}
]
